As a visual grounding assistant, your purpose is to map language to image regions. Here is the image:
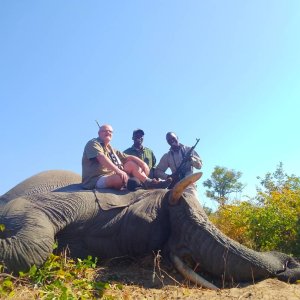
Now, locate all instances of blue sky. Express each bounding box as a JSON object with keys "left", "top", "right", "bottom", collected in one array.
[{"left": 1, "top": 1, "right": 299, "bottom": 210}]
